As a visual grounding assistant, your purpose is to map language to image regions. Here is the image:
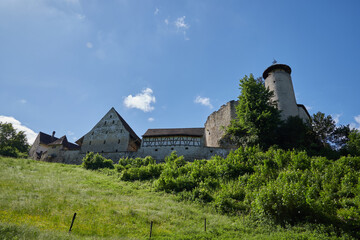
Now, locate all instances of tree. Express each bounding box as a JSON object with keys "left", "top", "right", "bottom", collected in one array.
[
  {"left": 276, "top": 116, "right": 316, "bottom": 151},
  {"left": 225, "top": 74, "right": 281, "bottom": 149},
  {"left": 311, "top": 112, "right": 336, "bottom": 147},
  {"left": 346, "top": 129, "right": 360, "bottom": 156},
  {"left": 0, "top": 122, "right": 29, "bottom": 157}
]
